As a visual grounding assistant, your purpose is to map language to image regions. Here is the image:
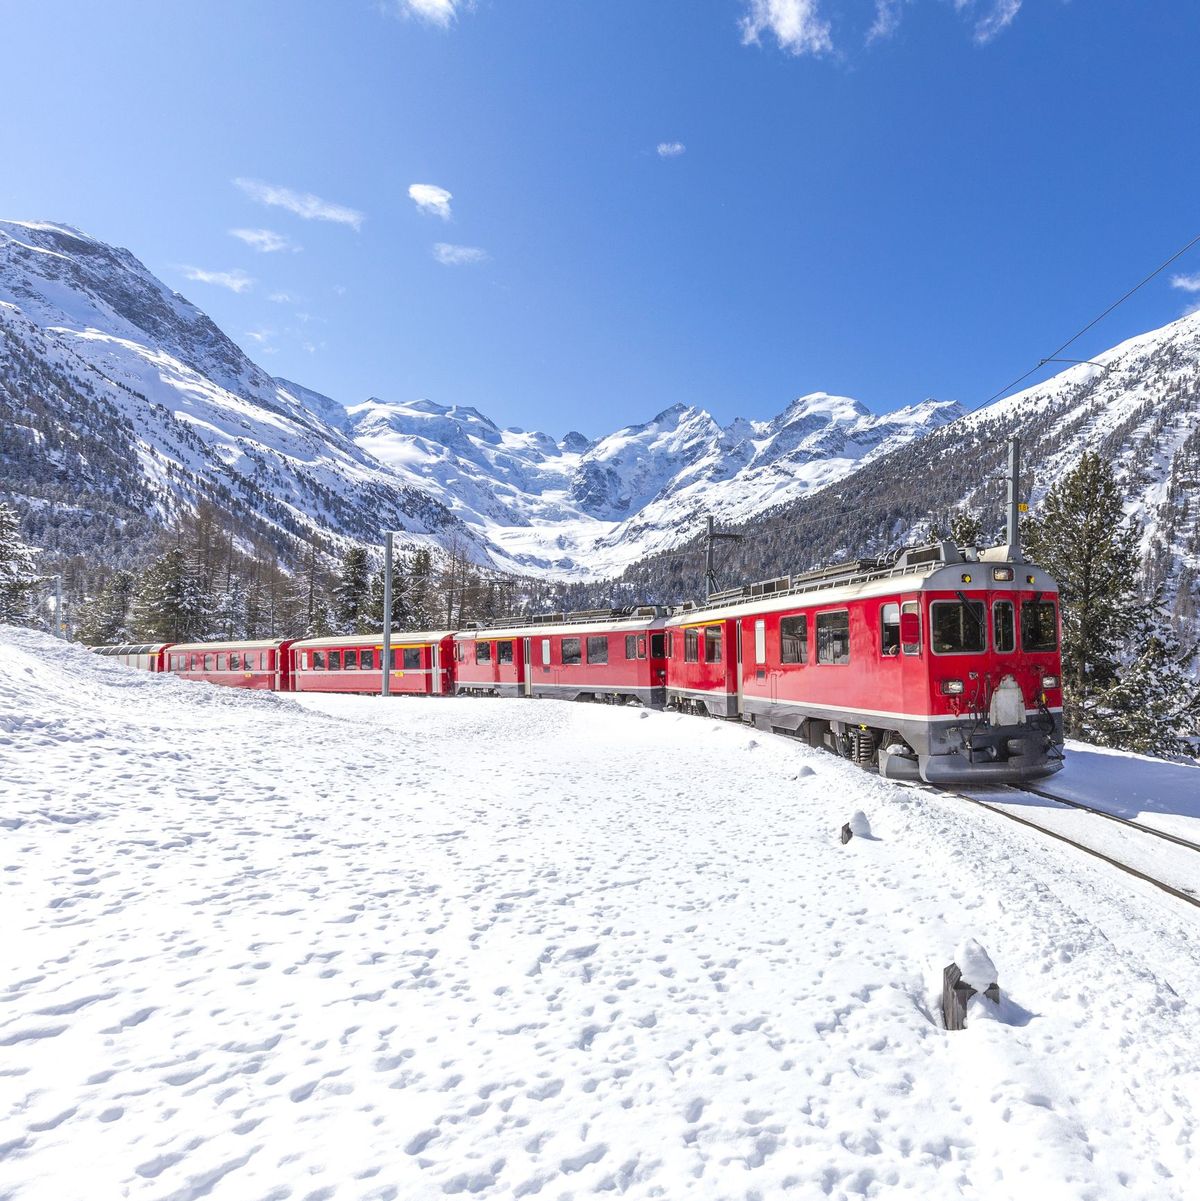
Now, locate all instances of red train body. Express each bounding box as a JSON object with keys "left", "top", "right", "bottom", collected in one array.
[
  {"left": 88, "top": 543, "right": 1064, "bottom": 784},
  {"left": 291, "top": 632, "right": 454, "bottom": 696},
  {"left": 454, "top": 608, "right": 669, "bottom": 706},
  {"left": 667, "top": 542, "right": 1063, "bottom": 783},
  {"left": 167, "top": 640, "right": 295, "bottom": 691}
]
